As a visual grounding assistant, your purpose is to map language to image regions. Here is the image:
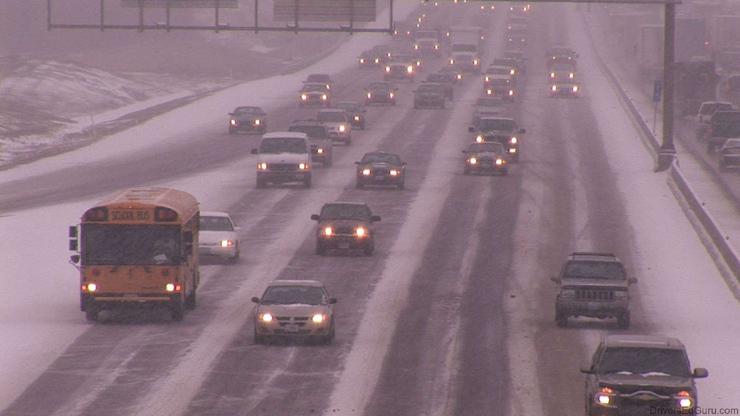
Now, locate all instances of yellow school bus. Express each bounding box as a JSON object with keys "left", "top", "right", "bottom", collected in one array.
[{"left": 69, "top": 187, "right": 200, "bottom": 321}]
